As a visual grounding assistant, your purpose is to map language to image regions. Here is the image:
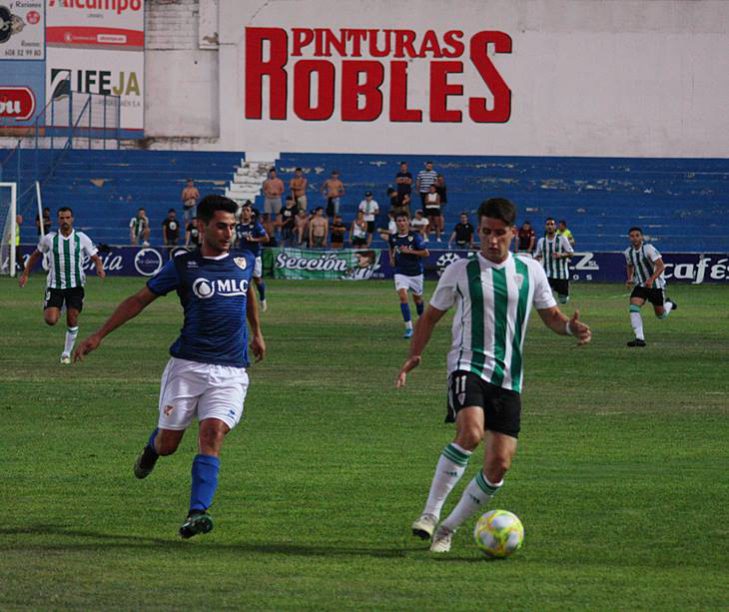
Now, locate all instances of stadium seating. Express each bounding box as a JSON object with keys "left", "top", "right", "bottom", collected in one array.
[{"left": 3, "top": 148, "right": 727, "bottom": 251}]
